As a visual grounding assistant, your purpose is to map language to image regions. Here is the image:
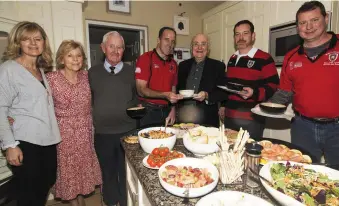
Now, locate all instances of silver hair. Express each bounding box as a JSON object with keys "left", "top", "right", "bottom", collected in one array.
[
  {"left": 102, "top": 31, "right": 125, "bottom": 49},
  {"left": 190, "top": 33, "right": 210, "bottom": 55}
]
